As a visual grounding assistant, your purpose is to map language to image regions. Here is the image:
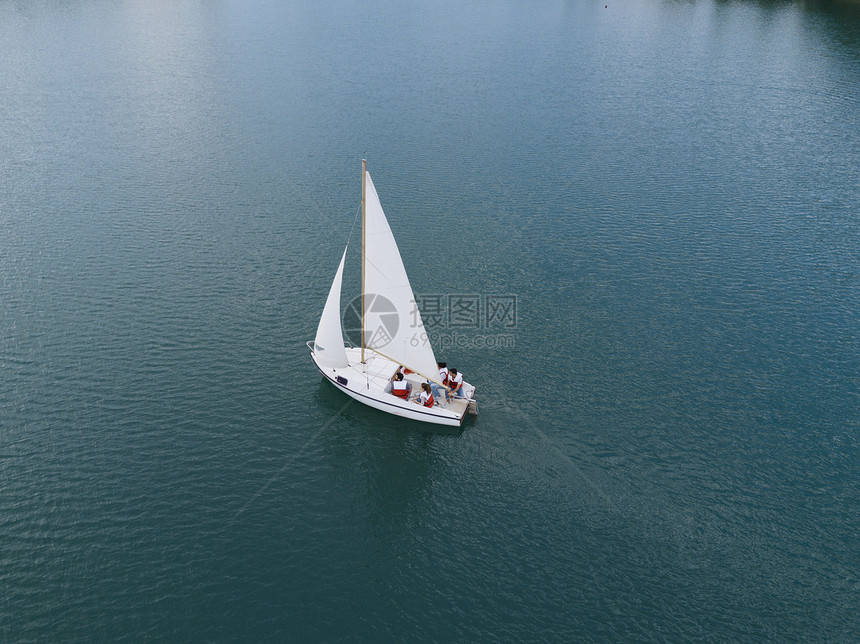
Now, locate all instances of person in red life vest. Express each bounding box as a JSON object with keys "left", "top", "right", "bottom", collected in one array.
[
  {"left": 430, "top": 361, "right": 450, "bottom": 406},
  {"left": 438, "top": 362, "right": 450, "bottom": 386},
  {"left": 415, "top": 382, "right": 435, "bottom": 407},
  {"left": 448, "top": 367, "right": 465, "bottom": 398},
  {"left": 390, "top": 371, "right": 411, "bottom": 400}
]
